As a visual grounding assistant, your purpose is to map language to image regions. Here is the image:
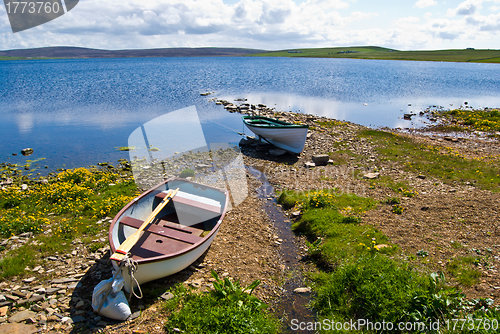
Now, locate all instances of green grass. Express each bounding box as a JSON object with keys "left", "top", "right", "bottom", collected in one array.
[
  {"left": 0, "top": 166, "right": 138, "bottom": 279},
  {"left": 250, "top": 47, "right": 500, "bottom": 63},
  {"left": 163, "top": 271, "right": 281, "bottom": 334},
  {"left": 0, "top": 56, "right": 26, "bottom": 61},
  {"left": 179, "top": 168, "right": 195, "bottom": 178},
  {"left": 278, "top": 189, "right": 500, "bottom": 333},
  {"left": 359, "top": 129, "right": 500, "bottom": 192},
  {"left": 447, "top": 256, "right": 482, "bottom": 286},
  {"left": 443, "top": 109, "right": 500, "bottom": 132}
]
